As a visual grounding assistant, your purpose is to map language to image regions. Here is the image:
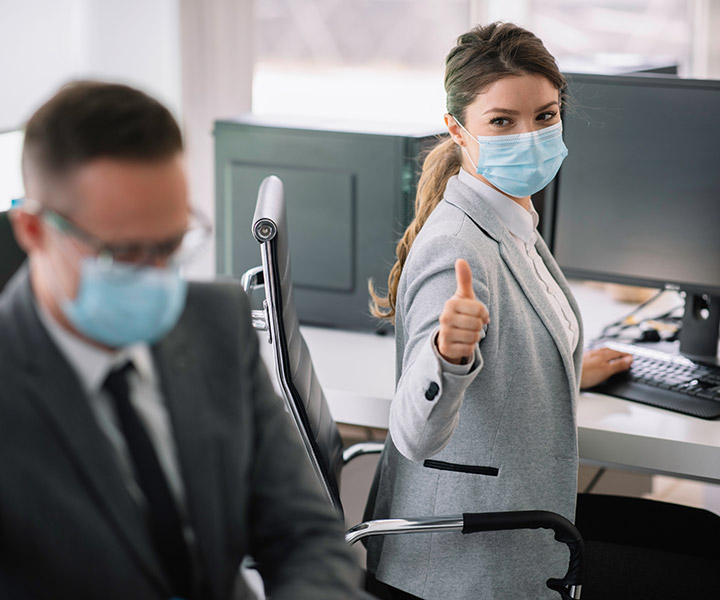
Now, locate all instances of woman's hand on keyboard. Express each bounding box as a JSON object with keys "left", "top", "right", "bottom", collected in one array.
[{"left": 580, "top": 347, "right": 634, "bottom": 389}]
